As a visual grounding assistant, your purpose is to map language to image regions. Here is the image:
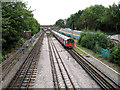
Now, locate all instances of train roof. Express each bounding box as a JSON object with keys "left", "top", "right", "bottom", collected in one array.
[{"left": 52, "top": 30, "right": 70, "bottom": 40}]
